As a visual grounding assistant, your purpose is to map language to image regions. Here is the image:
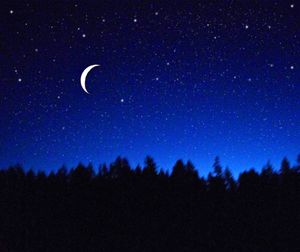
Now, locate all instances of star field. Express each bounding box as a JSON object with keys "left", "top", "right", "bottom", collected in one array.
[{"left": 0, "top": 1, "right": 299, "bottom": 175}]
